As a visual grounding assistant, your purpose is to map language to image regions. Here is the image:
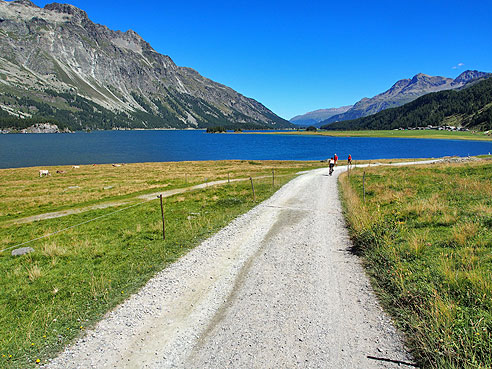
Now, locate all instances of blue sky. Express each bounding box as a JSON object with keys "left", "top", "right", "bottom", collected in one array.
[{"left": 31, "top": 0, "right": 492, "bottom": 119}]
